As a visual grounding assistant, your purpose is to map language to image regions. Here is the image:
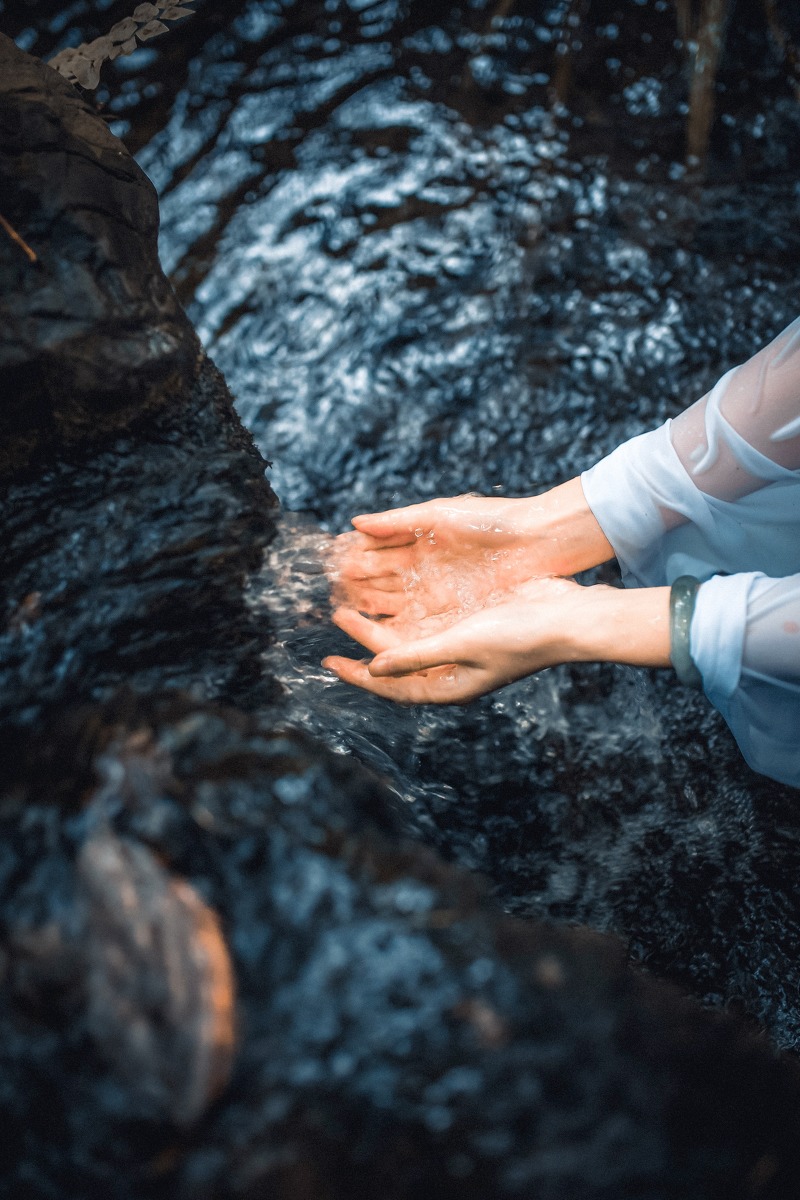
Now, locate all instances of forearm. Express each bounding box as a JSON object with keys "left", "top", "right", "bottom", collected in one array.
[
  {"left": 516, "top": 477, "right": 615, "bottom": 576},
  {"left": 565, "top": 584, "right": 672, "bottom": 669}
]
